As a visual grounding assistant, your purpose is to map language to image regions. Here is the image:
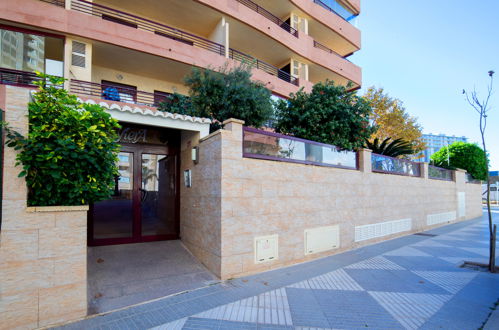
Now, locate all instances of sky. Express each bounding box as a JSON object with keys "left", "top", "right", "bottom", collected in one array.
[{"left": 351, "top": 0, "right": 499, "bottom": 169}]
